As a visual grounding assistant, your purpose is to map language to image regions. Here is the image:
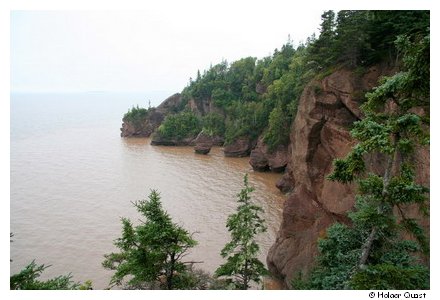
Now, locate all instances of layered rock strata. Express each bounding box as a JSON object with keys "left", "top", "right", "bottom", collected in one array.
[
  {"left": 224, "top": 137, "right": 256, "bottom": 157},
  {"left": 249, "top": 137, "right": 289, "bottom": 172}
]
